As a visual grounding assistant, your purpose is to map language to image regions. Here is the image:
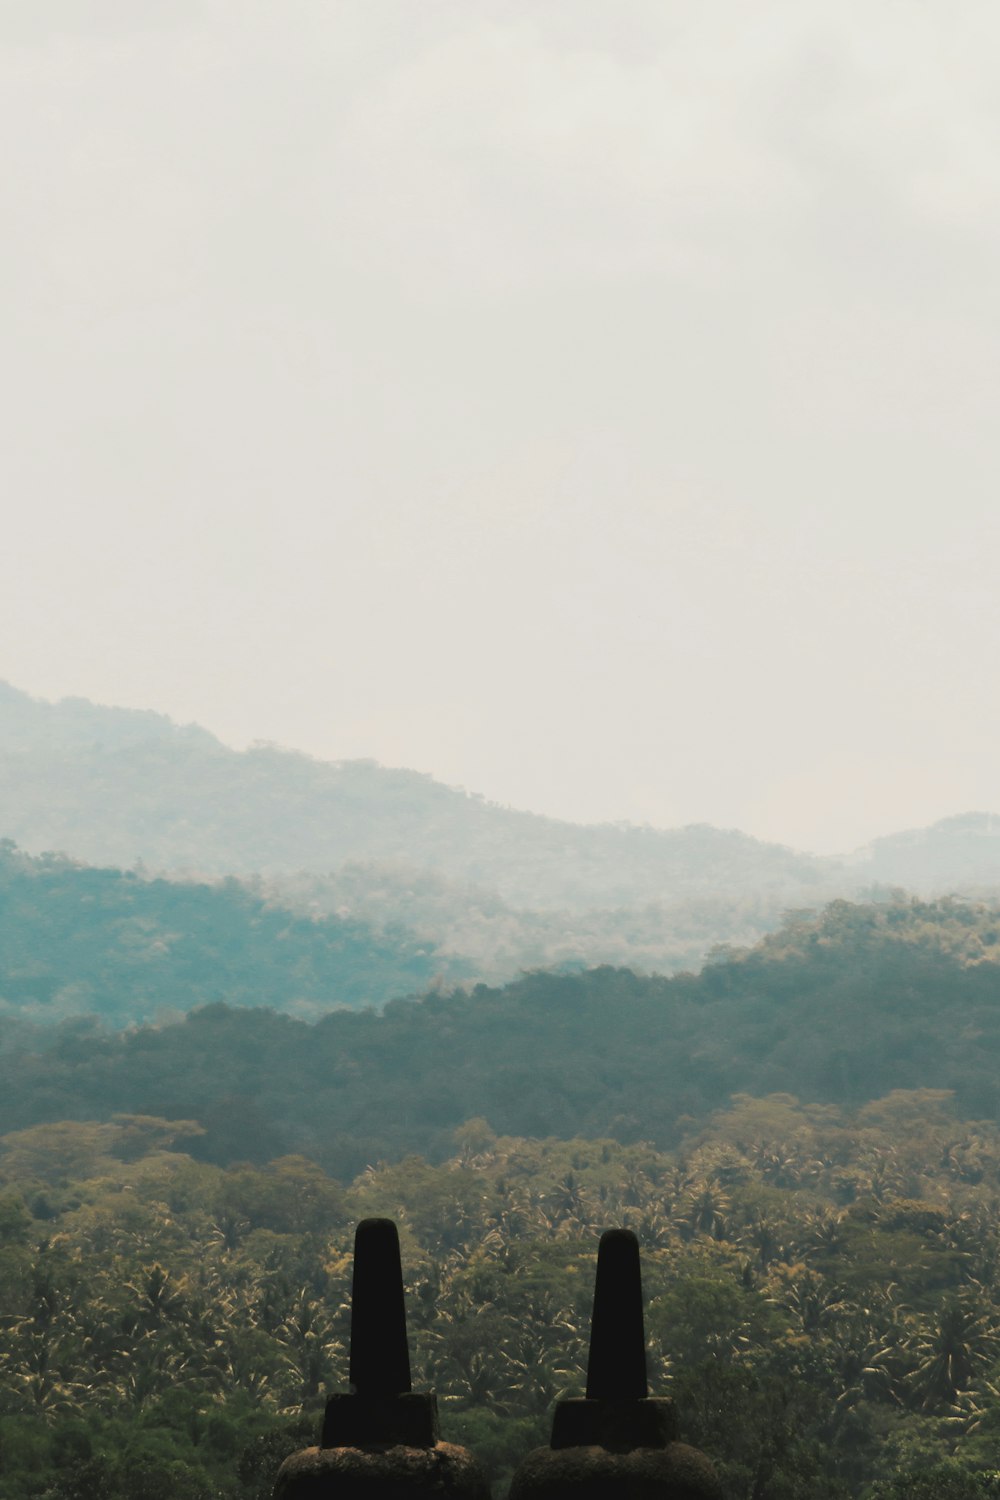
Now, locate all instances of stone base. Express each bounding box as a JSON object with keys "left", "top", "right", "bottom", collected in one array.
[
  {"left": 273, "top": 1442, "right": 491, "bottom": 1499},
  {"left": 551, "top": 1397, "right": 679, "bottom": 1451},
  {"left": 509, "top": 1441, "right": 724, "bottom": 1500},
  {"left": 322, "top": 1392, "right": 439, "bottom": 1449}
]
